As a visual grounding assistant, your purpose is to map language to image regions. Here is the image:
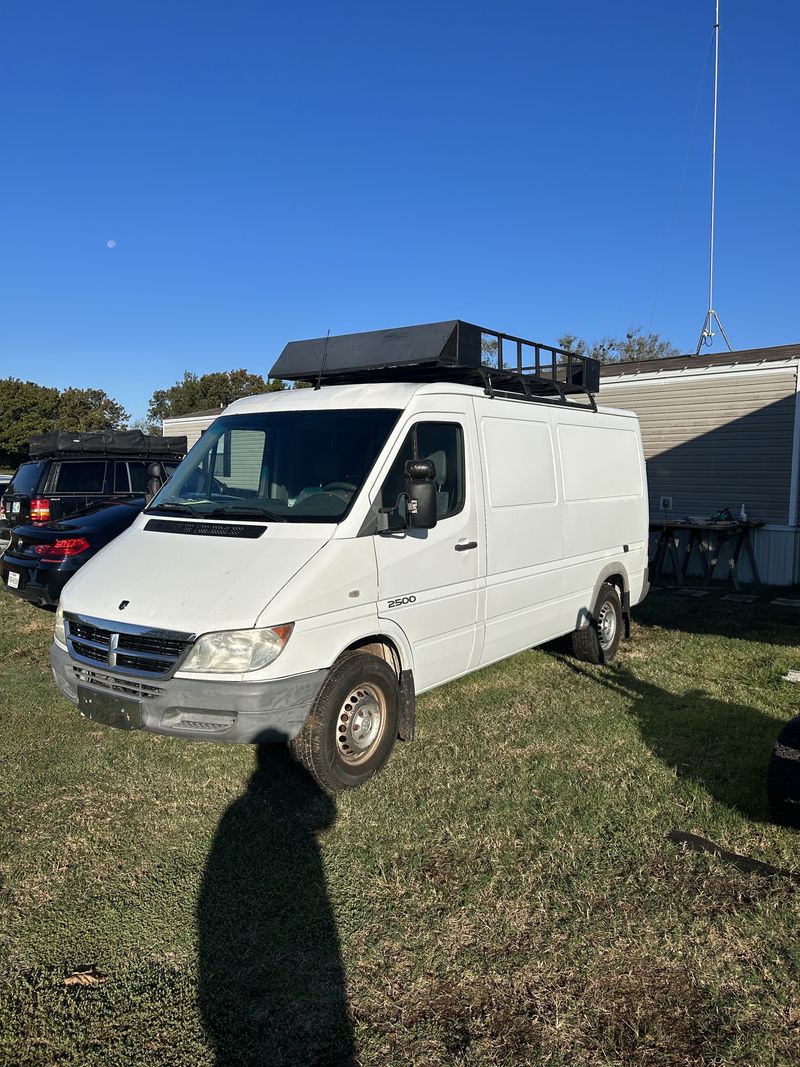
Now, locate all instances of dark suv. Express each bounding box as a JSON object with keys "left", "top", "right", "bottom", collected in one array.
[{"left": 0, "top": 430, "right": 186, "bottom": 540}]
